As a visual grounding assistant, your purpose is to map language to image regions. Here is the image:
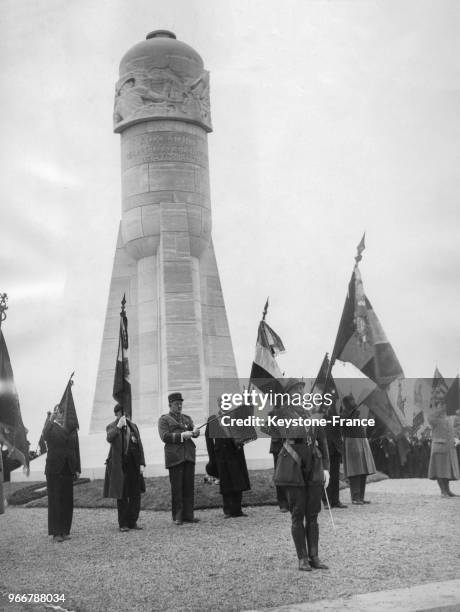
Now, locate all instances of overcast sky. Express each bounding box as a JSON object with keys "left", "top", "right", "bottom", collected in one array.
[{"left": 1, "top": 0, "right": 459, "bottom": 445}]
